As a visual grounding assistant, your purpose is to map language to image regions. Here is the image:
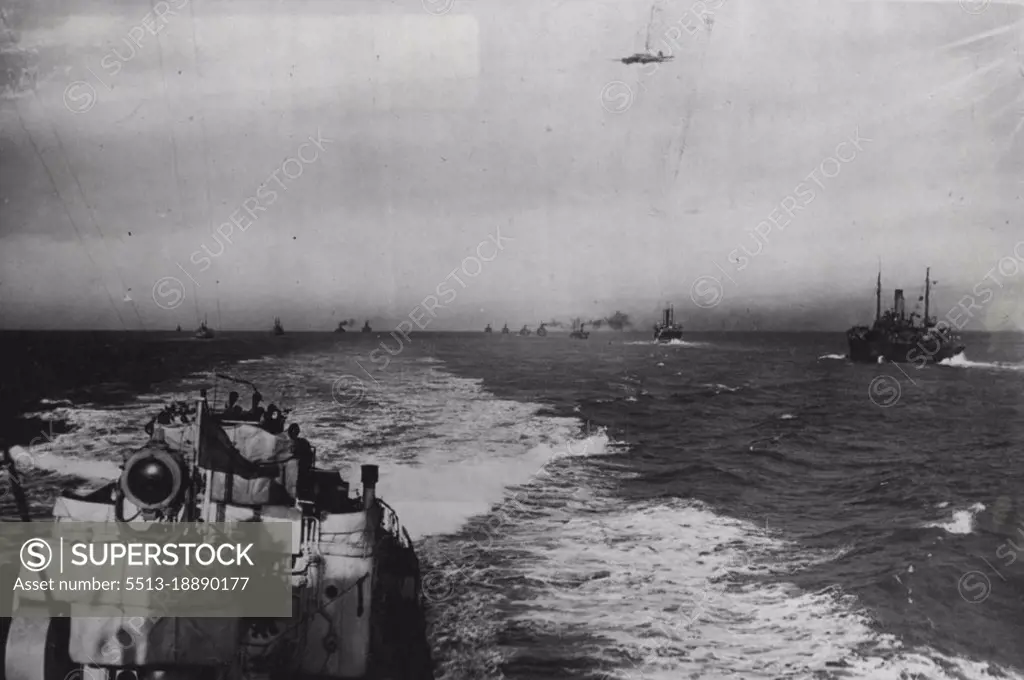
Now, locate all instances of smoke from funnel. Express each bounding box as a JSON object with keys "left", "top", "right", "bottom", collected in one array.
[
  {"left": 586, "top": 312, "right": 633, "bottom": 330},
  {"left": 546, "top": 319, "right": 565, "bottom": 328},
  {"left": 604, "top": 311, "right": 632, "bottom": 330}
]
